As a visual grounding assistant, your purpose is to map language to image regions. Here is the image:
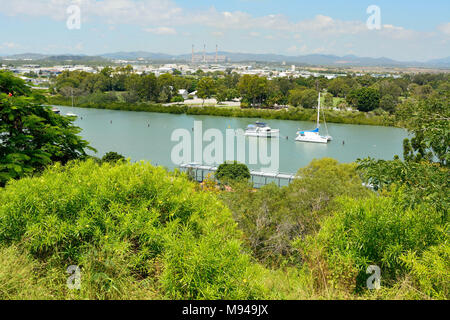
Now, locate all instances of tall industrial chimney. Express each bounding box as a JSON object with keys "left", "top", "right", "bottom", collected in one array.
[
  {"left": 192, "top": 44, "right": 194, "bottom": 64},
  {"left": 203, "top": 44, "right": 206, "bottom": 63},
  {"left": 215, "top": 44, "right": 218, "bottom": 63}
]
